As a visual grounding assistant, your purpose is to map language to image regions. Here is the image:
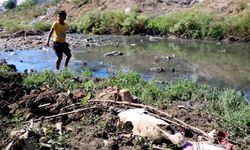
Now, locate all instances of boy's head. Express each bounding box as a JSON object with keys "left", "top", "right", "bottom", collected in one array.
[{"left": 57, "top": 10, "right": 67, "bottom": 23}]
